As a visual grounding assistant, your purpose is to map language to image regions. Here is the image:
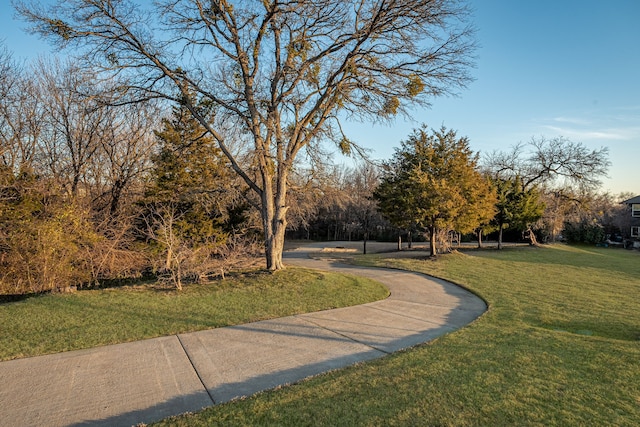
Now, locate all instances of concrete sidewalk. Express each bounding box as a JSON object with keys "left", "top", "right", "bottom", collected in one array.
[{"left": 0, "top": 245, "right": 486, "bottom": 427}]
